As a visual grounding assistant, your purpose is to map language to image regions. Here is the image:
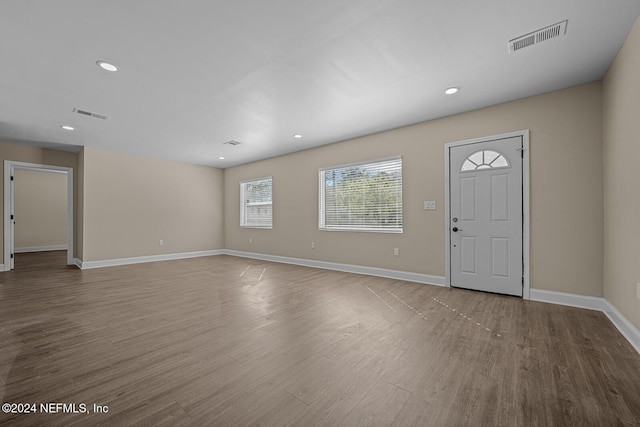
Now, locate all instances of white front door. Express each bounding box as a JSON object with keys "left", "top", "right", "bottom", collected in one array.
[{"left": 449, "top": 136, "right": 523, "bottom": 296}]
